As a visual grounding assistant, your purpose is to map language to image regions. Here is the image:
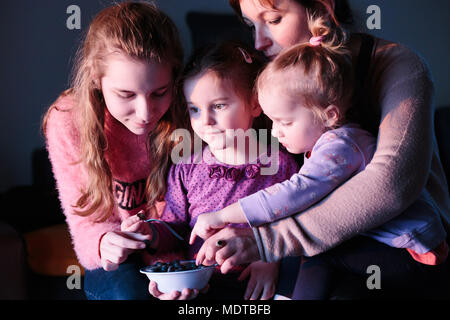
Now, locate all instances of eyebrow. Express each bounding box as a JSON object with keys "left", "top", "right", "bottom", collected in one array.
[{"left": 187, "top": 97, "right": 230, "bottom": 105}]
